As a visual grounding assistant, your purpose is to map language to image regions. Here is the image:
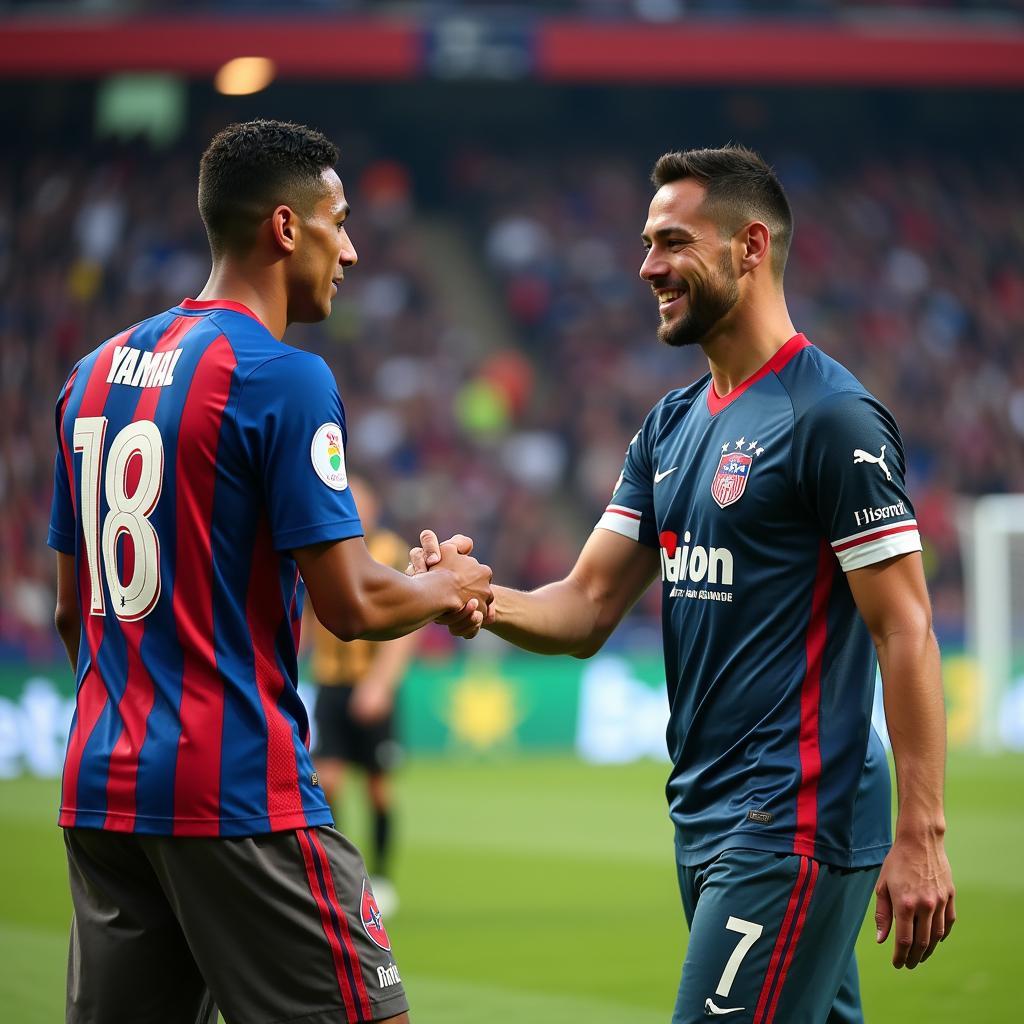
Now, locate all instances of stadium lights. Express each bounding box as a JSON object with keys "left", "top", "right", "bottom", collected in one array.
[{"left": 214, "top": 56, "right": 276, "bottom": 96}]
